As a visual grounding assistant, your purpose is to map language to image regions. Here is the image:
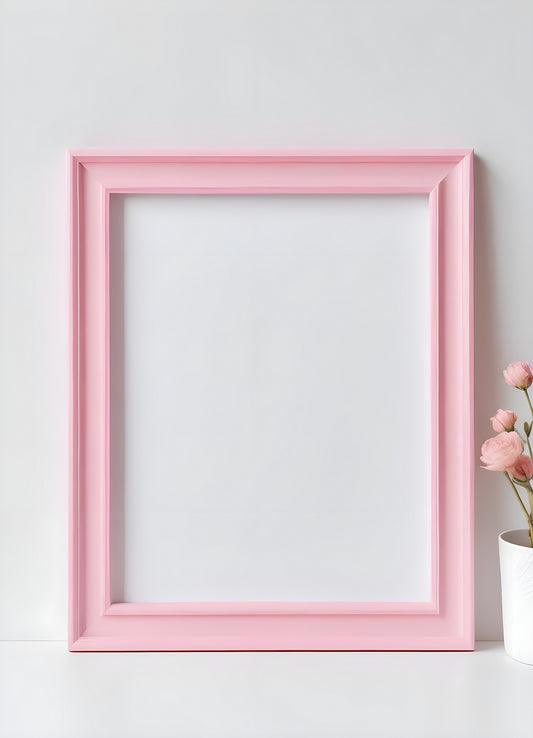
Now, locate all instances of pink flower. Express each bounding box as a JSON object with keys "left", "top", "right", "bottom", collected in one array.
[
  {"left": 480, "top": 431, "right": 523, "bottom": 471},
  {"left": 503, "top": 361, "right": 533, "bottom": 389},
  {"left": 490, "top": 409, "right": 517, "bottom": 432},
  {"left": 508, "top": 454, "right": 533, "bottom": 482}
]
